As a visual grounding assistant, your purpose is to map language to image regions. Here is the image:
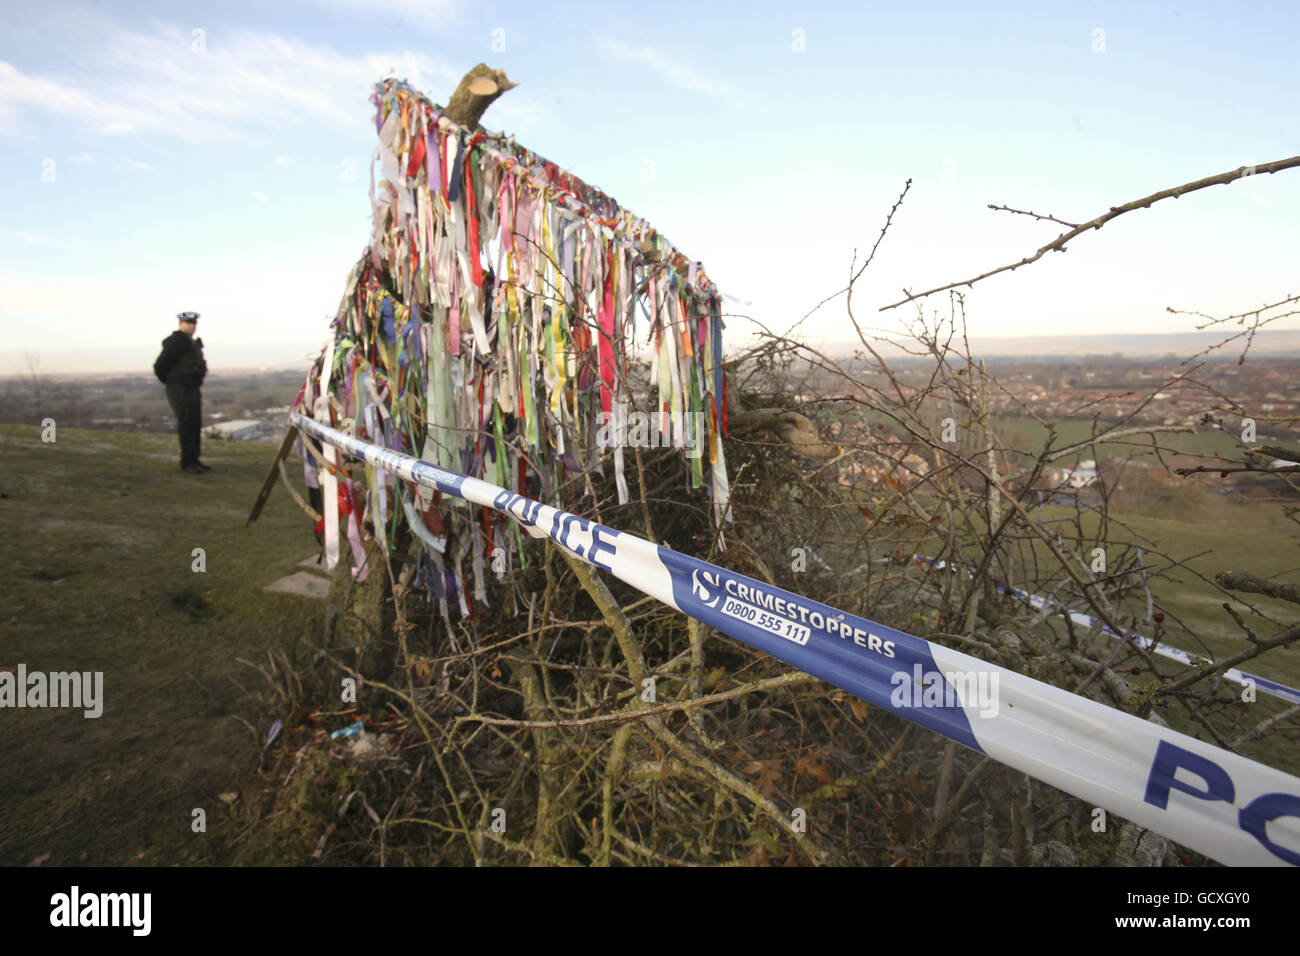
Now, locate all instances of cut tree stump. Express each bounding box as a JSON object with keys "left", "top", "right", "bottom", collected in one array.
[
  {"left": 728, "top": 408, "right": 842, "bottom": 460},
  {"left": 443, "top": 63, "right": 518, "bottom": 129}
]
